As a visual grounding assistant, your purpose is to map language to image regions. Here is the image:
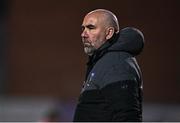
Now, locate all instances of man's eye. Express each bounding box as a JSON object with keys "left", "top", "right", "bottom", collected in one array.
[
  {"left": 89, "top": 27, "right": 95, "bottom": 29},
  {"left": 87, "top": 25, "right": 96, "bottom": 30}
]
